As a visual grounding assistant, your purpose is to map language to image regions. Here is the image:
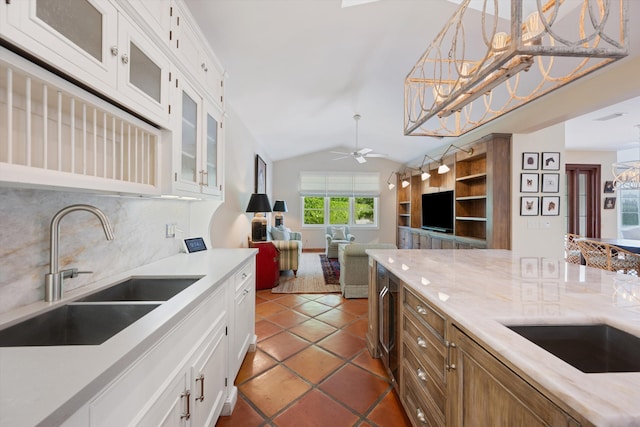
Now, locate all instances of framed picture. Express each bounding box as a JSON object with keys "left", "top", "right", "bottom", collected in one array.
[
  {"left": 541, "top": 152, "right": 560, "bottom": 170},
  {"left": 520, "top": 196, "right": 539, "bottom": 216},
  {"left": 541, "top": 196, "right": 560, "bottom": 216},
  {"left": 522, "top": 152, "right": 539, "bottom": 170},
  {"left": 255, "top": 154, "right": 266, "bottom": 193},
  {"left": 604, "top": 181, "right": 614, "bottom": 193},
  {"left": 541, "top": 173, "right": 560, "bottom": 193},
  {"left": 604, "top": 197, "right": 616, "bottom": 209},
  {"left": 520, "top": 173, "right": 539, "bottom": 193}
]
